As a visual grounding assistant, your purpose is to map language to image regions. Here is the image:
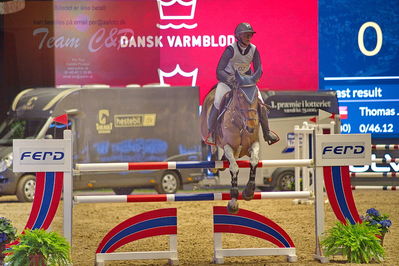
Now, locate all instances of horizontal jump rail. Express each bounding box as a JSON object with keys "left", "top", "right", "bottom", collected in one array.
[
  {"left": 350, "top": 172, "right": 397, "bottom": 178},
  {"left": 75, "top": 159, "right": 313, "bottom": 172},
  {"left": 74, "top": 191, "right": 312, "bottom": 204},
  {"left": 372, "top": 144, "right": 399, "bottom": 150},
  {"left": 351, "top": 186, "right": 397, "bottom": 191},
  {"left": 372, "top": 158, "right": 399, "bottom": 163}
]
